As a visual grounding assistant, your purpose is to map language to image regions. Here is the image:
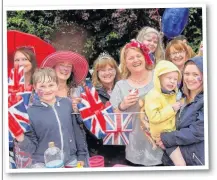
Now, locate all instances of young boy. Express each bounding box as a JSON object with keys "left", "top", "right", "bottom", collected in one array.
[
  {"left": 143, "top": 60, "right": 186, "bottom": 166},
  {"left": 15, "top": 67, "right": 88, "bottom": 167}
]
